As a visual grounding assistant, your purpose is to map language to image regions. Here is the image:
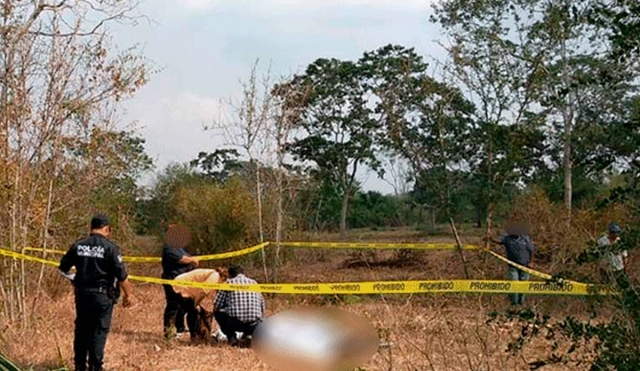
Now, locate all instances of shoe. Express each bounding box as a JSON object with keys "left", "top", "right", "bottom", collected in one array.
[
  {"left": 175, "top": 332, "right": 185, "bottom": 339},
  {"left": 239, "top": 337, "right": 252, "bottom": 348},
  {"left": 228, "top": 337, "right": 239, "bottom": 347}
]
